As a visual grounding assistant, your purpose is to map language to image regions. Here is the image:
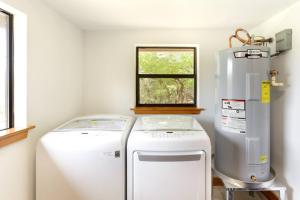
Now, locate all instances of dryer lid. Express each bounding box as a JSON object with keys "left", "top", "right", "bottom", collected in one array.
[
  {"left": 134, "top": 115, "right": 204, "bottom": 131},
  {"left": 55, "top": 118, "right": 128, "bottom": 131}
]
